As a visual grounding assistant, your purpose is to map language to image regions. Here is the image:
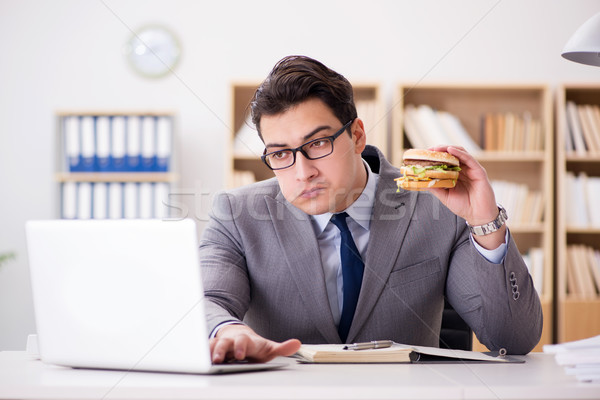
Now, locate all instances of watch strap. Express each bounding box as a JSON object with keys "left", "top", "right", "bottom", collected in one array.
[{"left": 467, "top": 205, "right": 508, "bottom": 236}]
